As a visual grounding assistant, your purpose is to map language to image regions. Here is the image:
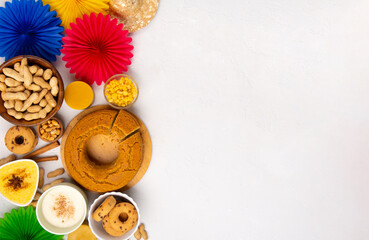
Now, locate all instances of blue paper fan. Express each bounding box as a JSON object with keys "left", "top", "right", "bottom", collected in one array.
[{"left": 0, "top": 0, "right": 64, "bottom": 62}]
